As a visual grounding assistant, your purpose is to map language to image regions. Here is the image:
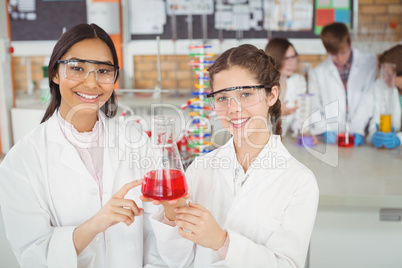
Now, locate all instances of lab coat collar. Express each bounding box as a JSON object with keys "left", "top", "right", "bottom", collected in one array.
[
  {"left": 328, "top": 48, "right": 362, "bottom": 72},
  {"left": 45, "top": 111, "right": 121, "bottom": 184},
  {"left": 46, "top": 110, "right": 110, "bottom": 144},
  {"left": 226, "top": 134, "right": 292, "bottom": 178},
  {"left": 220, "top": 135, "right": 293, "bottom": 196},
  {"left": 347, "top": 49, "right": 367, "bottom": 86}
]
